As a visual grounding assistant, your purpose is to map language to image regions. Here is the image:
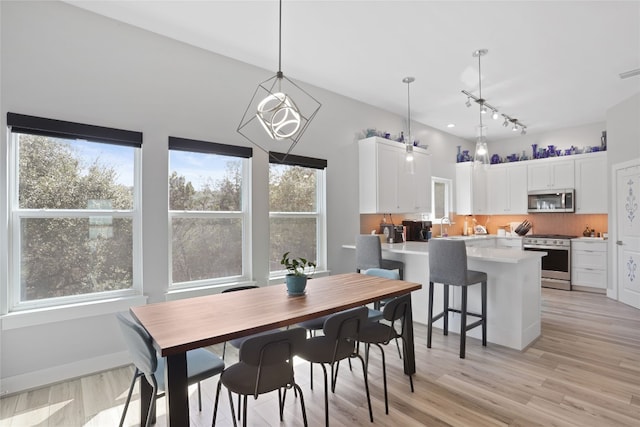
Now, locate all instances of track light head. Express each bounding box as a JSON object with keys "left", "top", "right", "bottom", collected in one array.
[
  {"left": 465, "top": 97, "right": 472, "bottom": 108},
  {"left": 492, "top": 110, "right": 499, "bottom": 120}
]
